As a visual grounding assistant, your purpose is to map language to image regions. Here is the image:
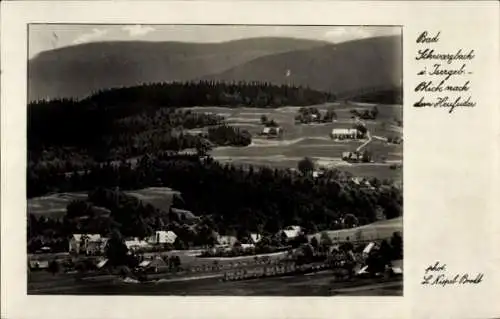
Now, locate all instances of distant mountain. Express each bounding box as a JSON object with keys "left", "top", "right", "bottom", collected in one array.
[
  {"left": 28, "top": 37, "right": 330, "bottom": 101},
  {"left": 201, "top": 36, "right": 402, "bottom": 97}
]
